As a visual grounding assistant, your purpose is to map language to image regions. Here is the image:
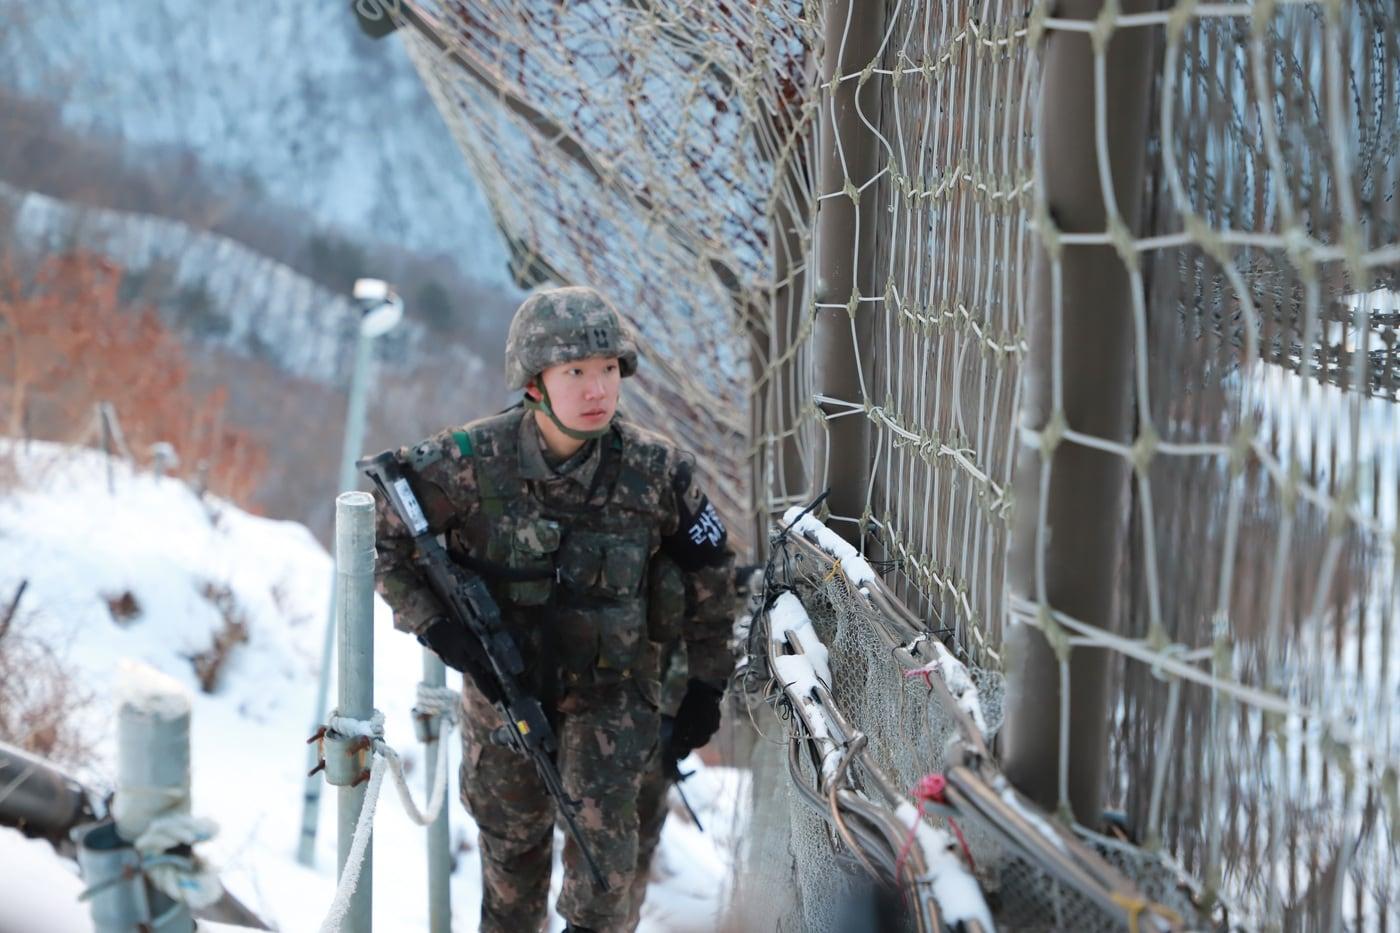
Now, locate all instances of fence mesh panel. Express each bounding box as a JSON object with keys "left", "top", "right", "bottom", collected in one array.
[
  {"left": 1105, "top": 4, "right": 1400, "bottom": 927},
  {"left": 385, "top": 0, "right": 1400, "bottom": 927}
]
